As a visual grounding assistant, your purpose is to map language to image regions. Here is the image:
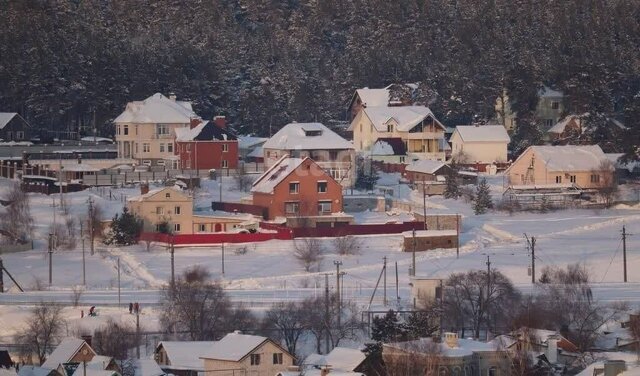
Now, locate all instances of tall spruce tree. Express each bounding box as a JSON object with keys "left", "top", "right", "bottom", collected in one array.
[{"left": 474, "top": 178, "right": 493, "bottom": 215}]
